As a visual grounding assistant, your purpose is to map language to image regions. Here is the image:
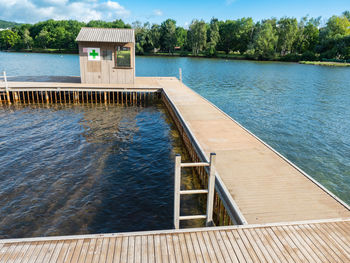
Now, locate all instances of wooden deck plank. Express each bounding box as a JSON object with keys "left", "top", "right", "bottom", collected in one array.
[
  {"left": 127, "top": 236, "right": 135, "bottom": 263},
  {"left": 315, "top": 223, "right": 350, "bottom": 255},
  {"left": 159, "top": 235, "right": 169, "bottom": 263},
  {"left": 178, "top": 233, "right": 190, "bottom": 263},
  {"left": 153, "top": 235, "right": 162, "bottom": 263},
  {"left": 270, "top": 227, "right": 304, "bottom": 263},
  {"left": 171, "top": 234, "right": 183, "bottom": 263},
  {"left": 281, "top": 226, "right": 316, "bottom": 263},
  {"left": 34, "top": 241, "right": 54, "bottom": 263},
  {"left": 195, "top": 232, "right": 212, "bottom": 262},
  {"left": 75, "top": 239, "right": 91, "bottom": 263},
  {"left": 147, "top": 235, "right": 155, "bottom": 263},
  {"left": 297, "top": 224, "right": 341, "bottom": 262},
  {"left": 189, "top": 232, "right": 204, "bottom": 263},
  {"left": 84, "top": 238, "right": 97, "bottom": 263},
  {"left": 218, "top": 230, "right": 241, "bottom": 263},
  {"left": 308, "top": 224, "right": 349, "bottom": 261},
  {"left": 105, "top": 238, "right": 116, "bottom": 263},
  {"left": 231, "top": 229, "right": 256, "bottom": 263},
  {"left": 134, "top": 236, "right": 142, "bottom": 263},
  {"left": 5, "top": 242, "right": 24, "bottom": 263},
  {"left": 63, "top": 240, "right": 78, "bottom": 262},
  {"left": 165, "top": 234, "right": 176, "bottom": 263},
  {"left": 253, "top": 228, "right": 282, "bottom": 263},
  {"left": 141, "top": 236, "right": 148, "bottom": 263},
  {"left": 206, "top": 230, "right": 227, "bottom": 263},
  {"left": 0, "top": 219, "right": 349, "bottom": 263},
  {"left": 288, "top": 226, "right": 328, "bottom": 263},
  {"left": 113, "top": 237, "right": 123, "bottom": 263},
  {"left": 13, "top": 242, "right": 32, "bottom": 263},
  {"left": 98, "top": 238, "right": 110, "bottom": 263}
]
